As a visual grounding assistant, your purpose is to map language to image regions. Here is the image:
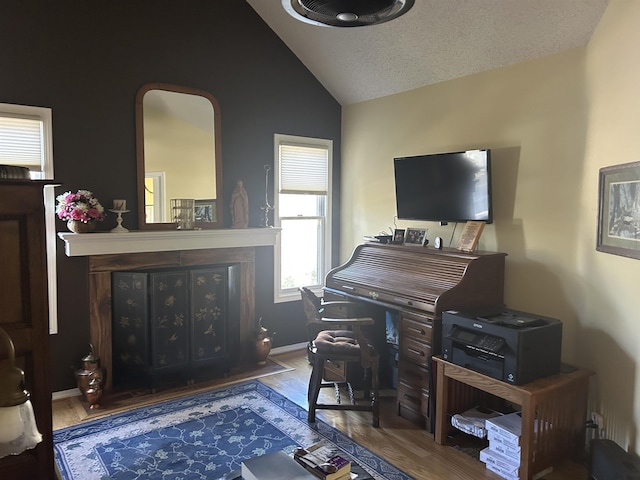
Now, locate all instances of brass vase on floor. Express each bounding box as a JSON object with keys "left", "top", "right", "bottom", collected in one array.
[
  {"left": 75, "top": 344, "right": 105, "bottom": 408},
  {"left": 254, "top": 317, "right": 273, "bottom": 365}
]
